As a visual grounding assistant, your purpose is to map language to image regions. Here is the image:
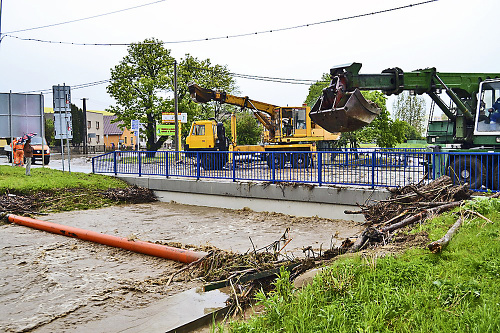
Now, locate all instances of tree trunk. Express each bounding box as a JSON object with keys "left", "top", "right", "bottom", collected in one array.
[
  {"left": 381, "top": 201, "right": 462, "bottom": 233},
  {"left": 427, "top": 217, "right": 464, "bottom": 253}
]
